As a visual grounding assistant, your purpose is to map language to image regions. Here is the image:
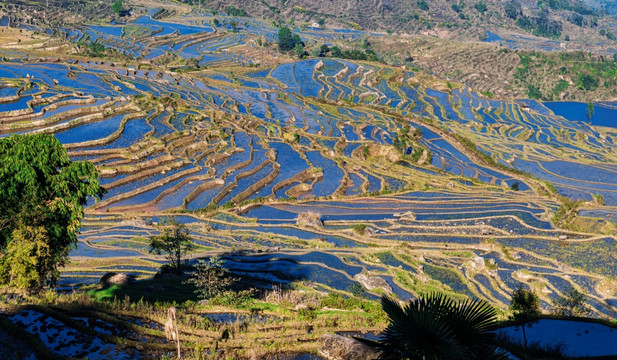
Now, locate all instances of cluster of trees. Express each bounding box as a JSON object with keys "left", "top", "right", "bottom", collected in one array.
[
  {"left": 310, "top": 43, "right": 378, "bottom": 61},
  {"left": 599, "top": 29, "right": 616, "bottom": 40},
  {"left": 225, "top": 5, "right": 248, "bottom": 17},
  {"left": 277, "top": 26, "right": 379, "bottom": 61},
  {"left": 516, "top": 10, "right": 563, "bottom": 38},
  {"left": 538, "top": 0, "right": 596, "bottom": 15}
]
